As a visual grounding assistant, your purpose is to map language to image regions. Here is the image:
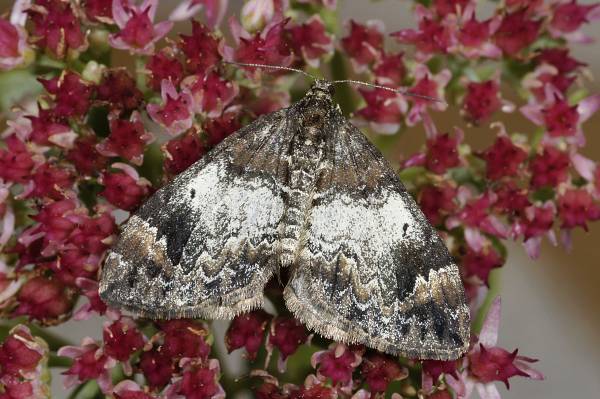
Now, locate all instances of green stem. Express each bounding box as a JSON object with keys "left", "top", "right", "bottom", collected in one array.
[
  {"left": 49, "top": 353, "right": 73, "bottom": 368},
  {"left": 135, "top": 56, "right": 148, "bottom": 94},
  {"left": 67, "top": 380, "right": 100, "bottom": 399},
  {"left": 471, "top": 268, "right": 502, "bottom": 334}
]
